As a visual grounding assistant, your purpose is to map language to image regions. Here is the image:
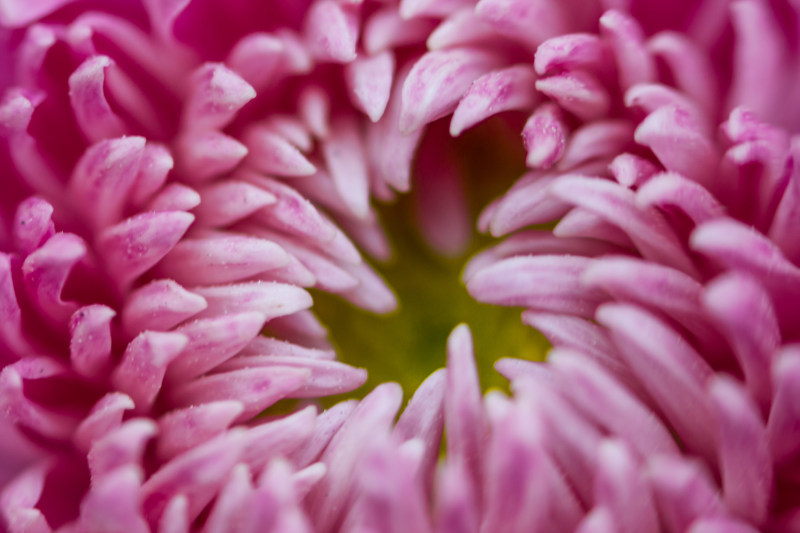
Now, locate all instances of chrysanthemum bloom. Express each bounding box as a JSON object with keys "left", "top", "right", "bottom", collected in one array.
[{"left": 2, "top": 0, "right": 800, "bottom": 533}]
